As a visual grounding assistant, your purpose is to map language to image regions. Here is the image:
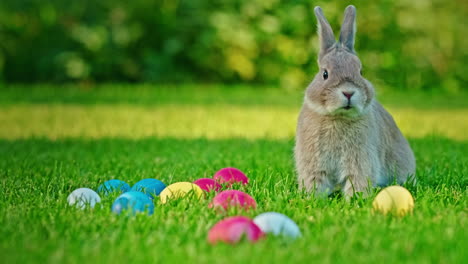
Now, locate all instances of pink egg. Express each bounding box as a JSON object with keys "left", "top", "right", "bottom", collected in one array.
[
  {"left": 213, "top": 167, "right": 248, "bottom": 186},
  {"left": 208, "top": 216, "right": 265, "bottom": 244},
  {"left": 193, "top": 178, "right": 222, "bottom": 192},
  {"left": 210, "top": 190, "right": 257, "bottom": 211}
]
